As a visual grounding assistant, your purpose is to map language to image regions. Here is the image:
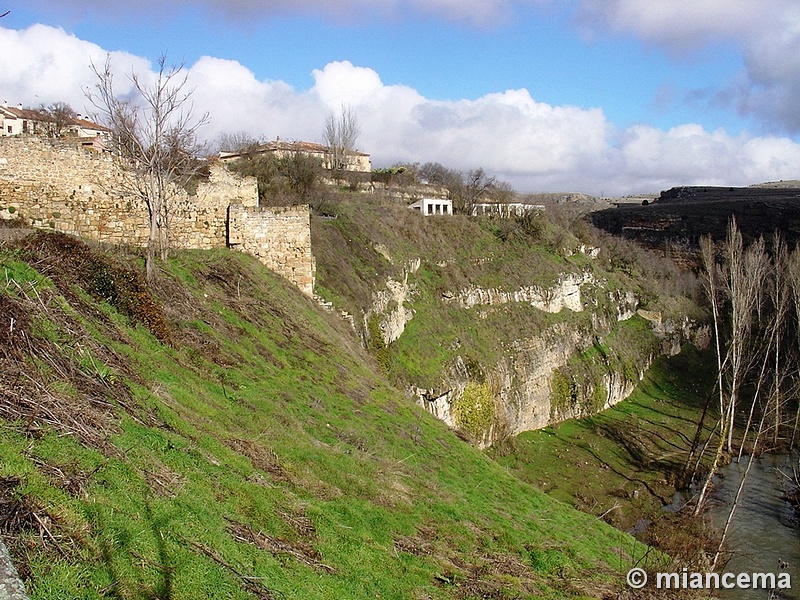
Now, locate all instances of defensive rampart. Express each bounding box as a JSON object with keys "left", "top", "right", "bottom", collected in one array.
[{"left": 0, "top": 136, "right": 315, "bottom": 294}]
